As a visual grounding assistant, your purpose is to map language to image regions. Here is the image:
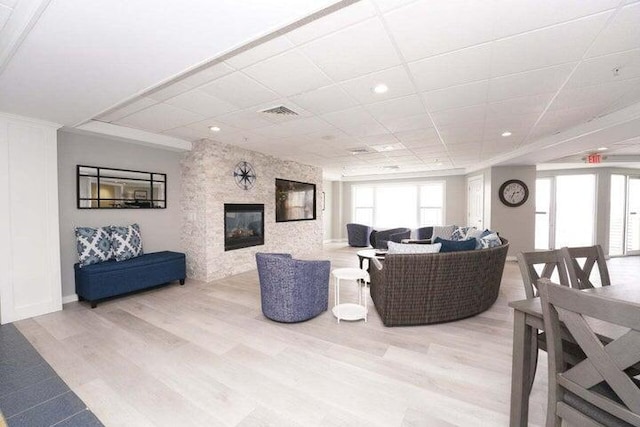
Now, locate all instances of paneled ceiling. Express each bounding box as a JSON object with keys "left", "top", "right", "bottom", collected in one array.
[{"left": 2, "top": 0, "right": 640, "bottom": 178}]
